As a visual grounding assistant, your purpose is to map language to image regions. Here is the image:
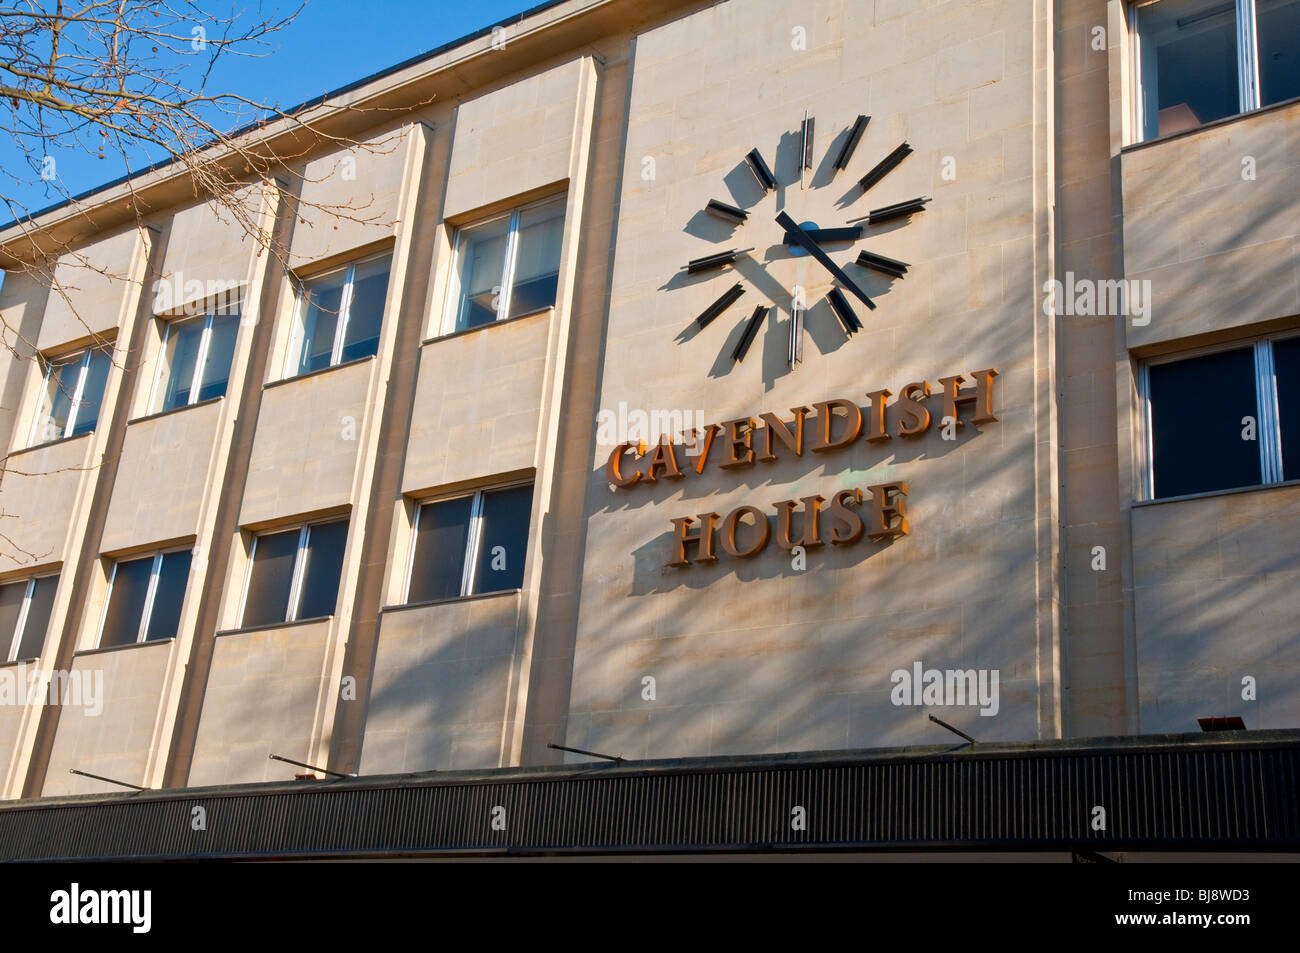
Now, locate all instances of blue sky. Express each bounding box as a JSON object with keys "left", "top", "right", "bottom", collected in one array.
[{"left": 2, "top": 0, "right": 536, "bottom": 222}]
